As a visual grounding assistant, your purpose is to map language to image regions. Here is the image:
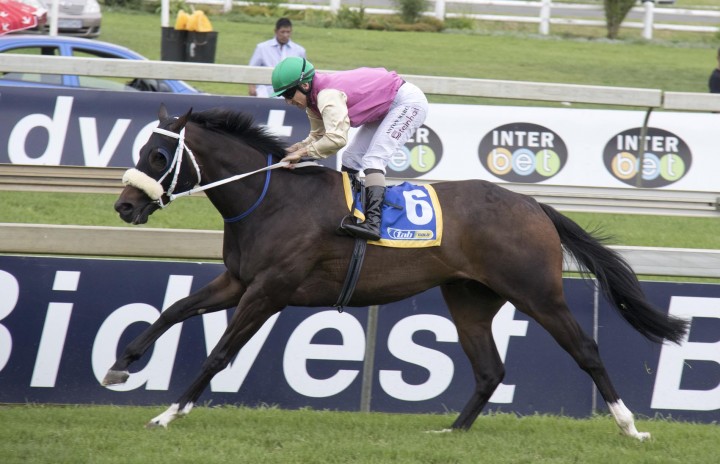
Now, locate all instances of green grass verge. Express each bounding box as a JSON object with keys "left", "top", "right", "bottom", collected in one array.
[
  {"left": 2, "top": 404, "right": 720, "bottom": 464},
  {"left": 0, "top": 191, "right": 220, "bottom": 230}
]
